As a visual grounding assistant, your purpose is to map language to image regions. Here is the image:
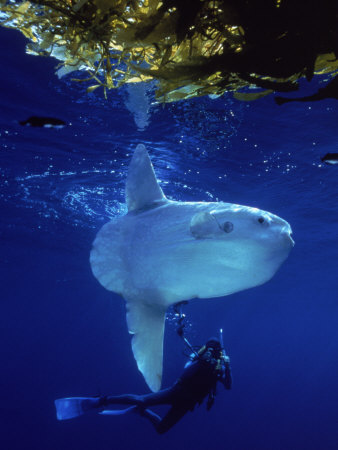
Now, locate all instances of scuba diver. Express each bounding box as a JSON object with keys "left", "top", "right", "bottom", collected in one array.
[{"left": 55, "top": 336, "right": 232, "bottom": 434}]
